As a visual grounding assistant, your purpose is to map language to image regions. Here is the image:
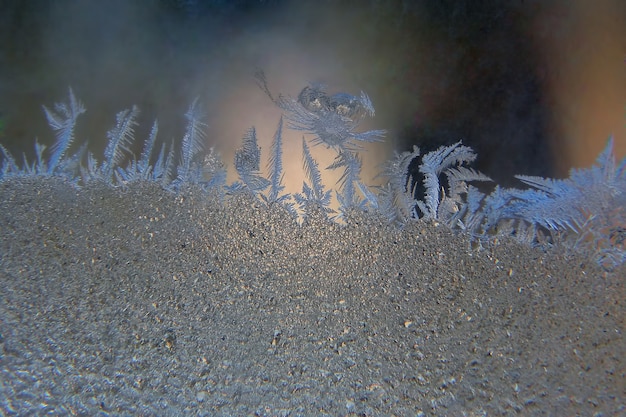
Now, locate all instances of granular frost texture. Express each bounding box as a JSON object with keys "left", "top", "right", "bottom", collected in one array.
[{"left": 1, "top": 177, "right": 624, "bottom": 415}]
